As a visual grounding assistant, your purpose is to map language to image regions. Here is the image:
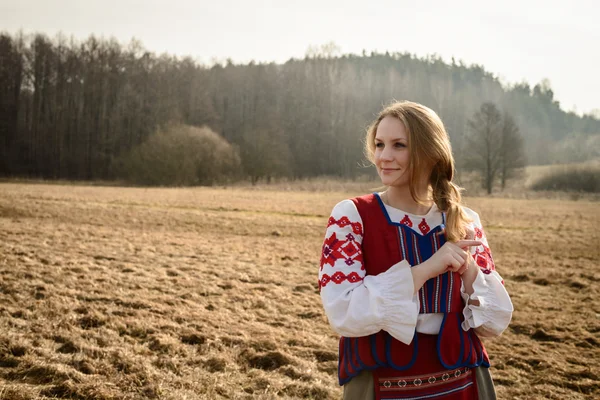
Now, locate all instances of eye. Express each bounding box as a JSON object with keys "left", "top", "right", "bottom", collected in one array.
[
  {"left": 395, "top": 142, "right": 406, "bottom": 148},
  {"left": 375, "top": 142, "right": 384, "bottom": 148}
]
